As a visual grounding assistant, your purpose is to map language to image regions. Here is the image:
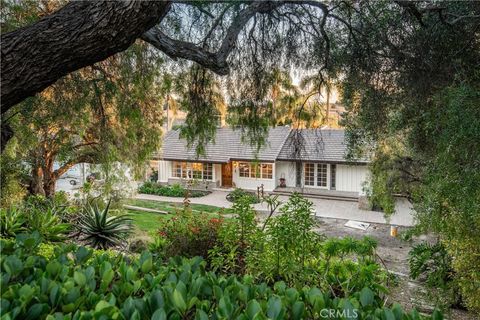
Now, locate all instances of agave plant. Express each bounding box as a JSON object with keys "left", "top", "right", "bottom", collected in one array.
[
  {"left": 78, "top": 199, "right": 133, "bottom": 249},
  {"left": 0, "top": 207, "right": 26, "bottom": 238}
]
